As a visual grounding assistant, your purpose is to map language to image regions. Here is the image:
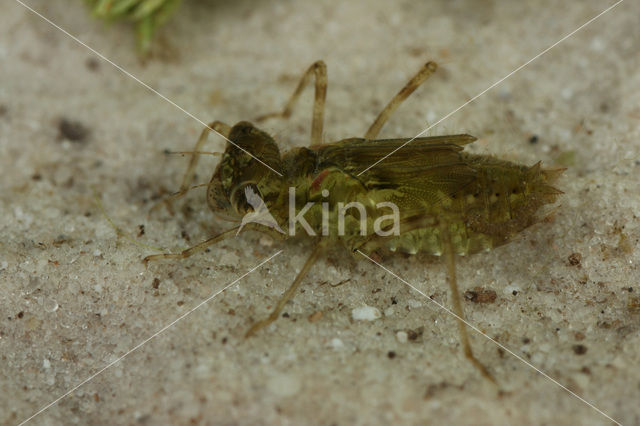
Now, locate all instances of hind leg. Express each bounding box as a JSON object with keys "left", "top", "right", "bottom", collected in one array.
[{"left": 440, "top": 224, "right": 496, "bottom": 383}]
